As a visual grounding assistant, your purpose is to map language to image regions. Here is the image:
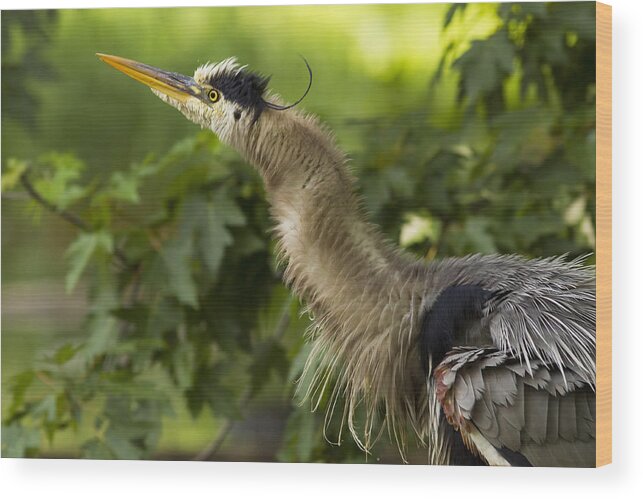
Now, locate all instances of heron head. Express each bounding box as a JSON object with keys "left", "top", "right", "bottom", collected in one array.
[{"left": 97, "top": 54, "right": 311, "bottom": 146}]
